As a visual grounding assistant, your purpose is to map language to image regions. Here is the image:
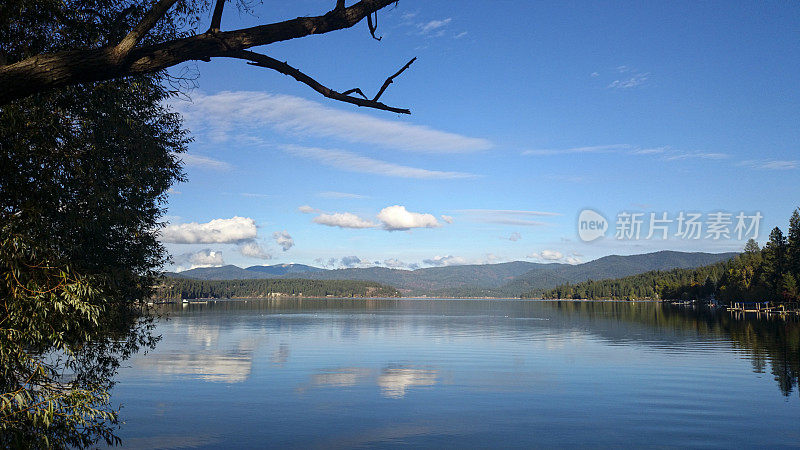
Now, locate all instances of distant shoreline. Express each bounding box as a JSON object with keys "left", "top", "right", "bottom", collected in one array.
[{"left": 149, "top": 296, "right": 668, "bottom": 303}]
